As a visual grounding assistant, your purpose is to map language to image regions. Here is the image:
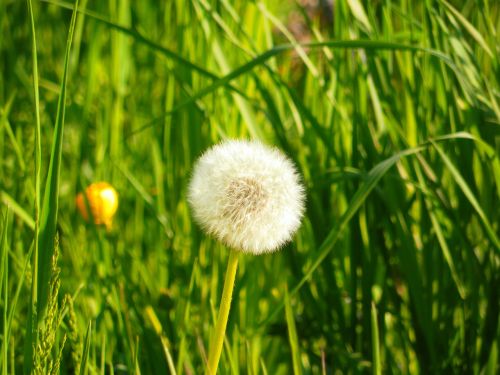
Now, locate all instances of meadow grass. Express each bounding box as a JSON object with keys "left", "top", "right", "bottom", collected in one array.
[{"left": 0, "top": 0, "right": 499, "bottom": 373}]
